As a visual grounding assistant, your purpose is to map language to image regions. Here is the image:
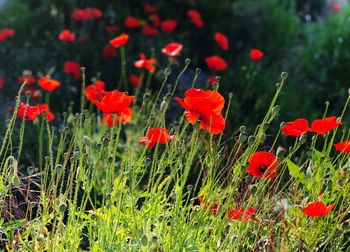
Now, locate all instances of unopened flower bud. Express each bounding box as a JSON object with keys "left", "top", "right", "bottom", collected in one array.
[{"left": 281, "top": 72, "right": 288, "bottom": 80}]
